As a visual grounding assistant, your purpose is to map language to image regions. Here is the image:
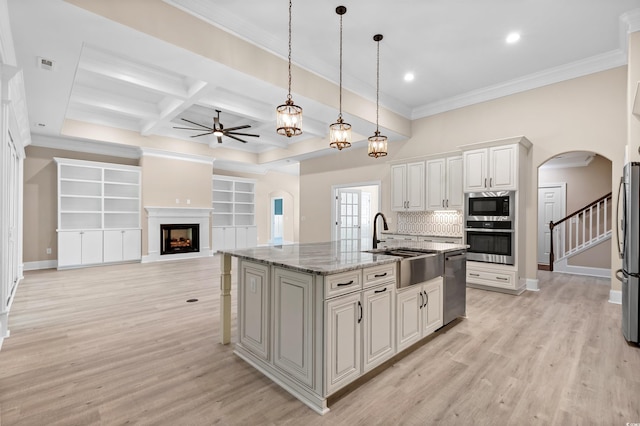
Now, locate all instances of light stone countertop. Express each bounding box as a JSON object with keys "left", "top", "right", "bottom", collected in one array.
[{"left": 220, "top": 240, "right": 468, "bottom": 275}]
